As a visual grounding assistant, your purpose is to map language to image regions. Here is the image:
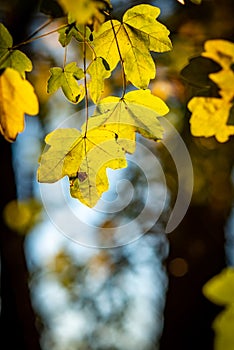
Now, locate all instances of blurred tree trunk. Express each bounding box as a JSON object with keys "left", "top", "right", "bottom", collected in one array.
[
  {"left": 160, "top": 122, "right": 234, "bottom": 349},
  {"left": 0, "top": 1, "right": 41, "bottom": 349},
  {"left": 160, "top": 205, "right": 228, "bottom": 349}
]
